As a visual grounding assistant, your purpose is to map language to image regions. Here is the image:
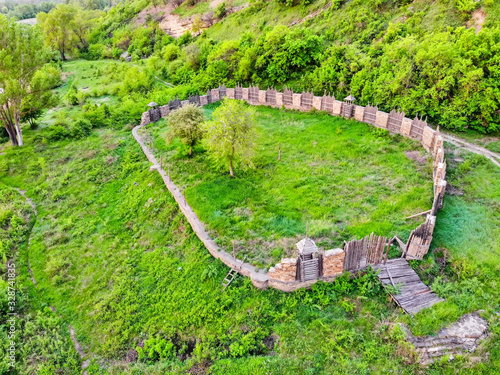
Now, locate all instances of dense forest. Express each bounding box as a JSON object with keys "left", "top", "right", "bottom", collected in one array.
[{"left": 1, "top": 0, "right": 500, "bottom": 374}]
